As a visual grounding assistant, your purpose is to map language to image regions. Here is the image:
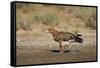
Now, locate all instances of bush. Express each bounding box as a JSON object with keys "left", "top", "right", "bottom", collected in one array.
[
  {"left": 41, "top": 14, "right": 58, "bottom": 25},
  {"left": 16, "top": 20, "right": 32, "bottom": 31},
  {"left": 85, "top": 18, "right": 96, "bottom": 30},
  {"left": 32, "top": 15, "right": 42, "bottom": 23},
  {"left": 32, "top": 14, "right": 58, "bottom": 26},
  {"left": 73, "top": 7, "right": 96, "bottom": 30}
]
